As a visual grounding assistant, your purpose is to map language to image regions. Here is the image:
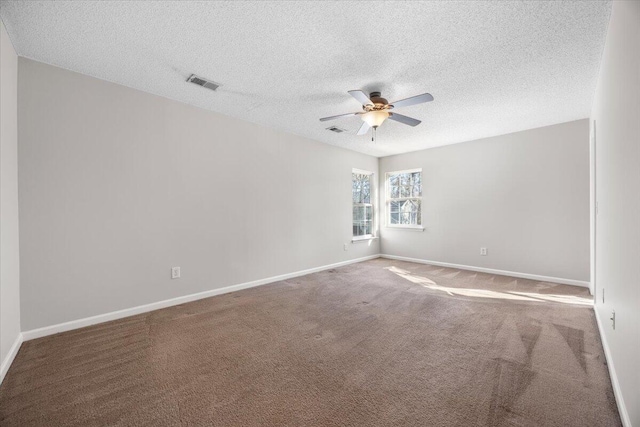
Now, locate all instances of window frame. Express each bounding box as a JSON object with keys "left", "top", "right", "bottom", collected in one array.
[
  {"left": 352, "top": 168, "right": 376, "bottom": 241},
  {"left": 385, "top": 168, "right": 424, "bottom": 230}
]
